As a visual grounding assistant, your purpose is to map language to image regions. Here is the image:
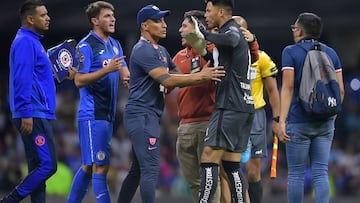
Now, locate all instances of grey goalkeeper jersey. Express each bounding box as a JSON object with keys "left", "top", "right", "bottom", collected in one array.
[{"left": 205, "top": 19, "right": 254, "bottom": 113}]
